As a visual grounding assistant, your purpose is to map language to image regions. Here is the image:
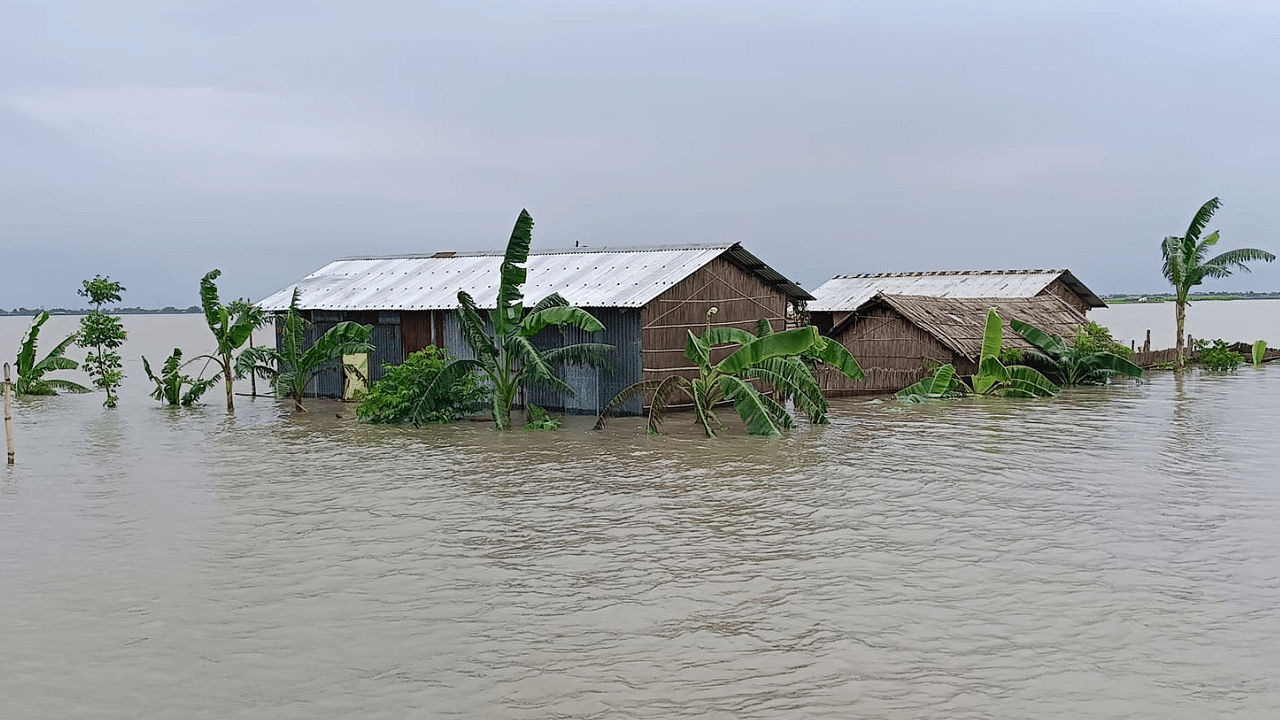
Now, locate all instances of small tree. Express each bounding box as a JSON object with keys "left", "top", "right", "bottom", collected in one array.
[
  {"left": 13, "top": 312, "right": 90, "bottom": 395},
  {"left": 77, "top": 276, "right": 128, "bottom": 408}
]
